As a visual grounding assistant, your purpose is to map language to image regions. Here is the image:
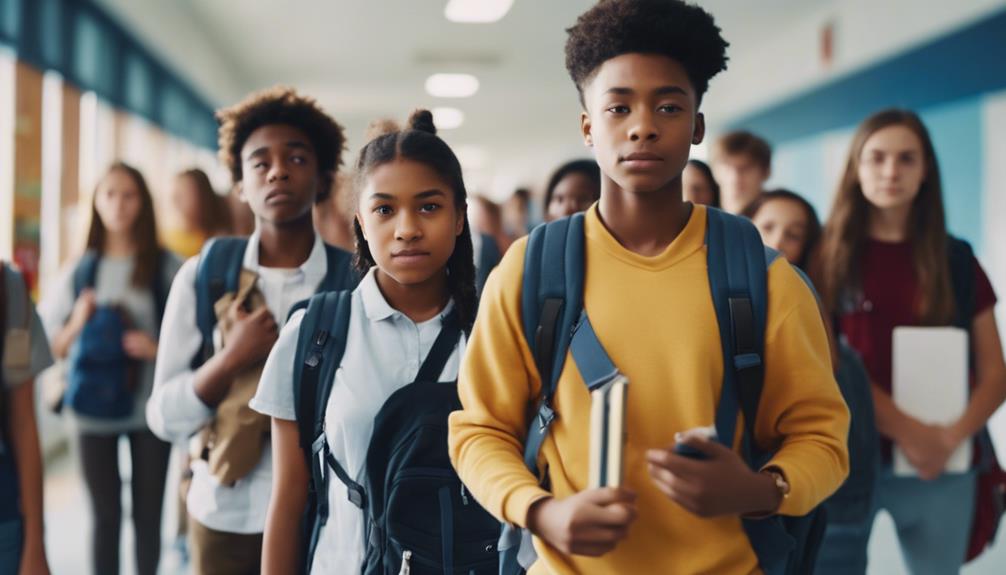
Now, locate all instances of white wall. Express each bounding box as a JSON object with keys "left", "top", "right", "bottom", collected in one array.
[{"left": 704, "top": 0, "right": 1006, "bottom": 127}]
